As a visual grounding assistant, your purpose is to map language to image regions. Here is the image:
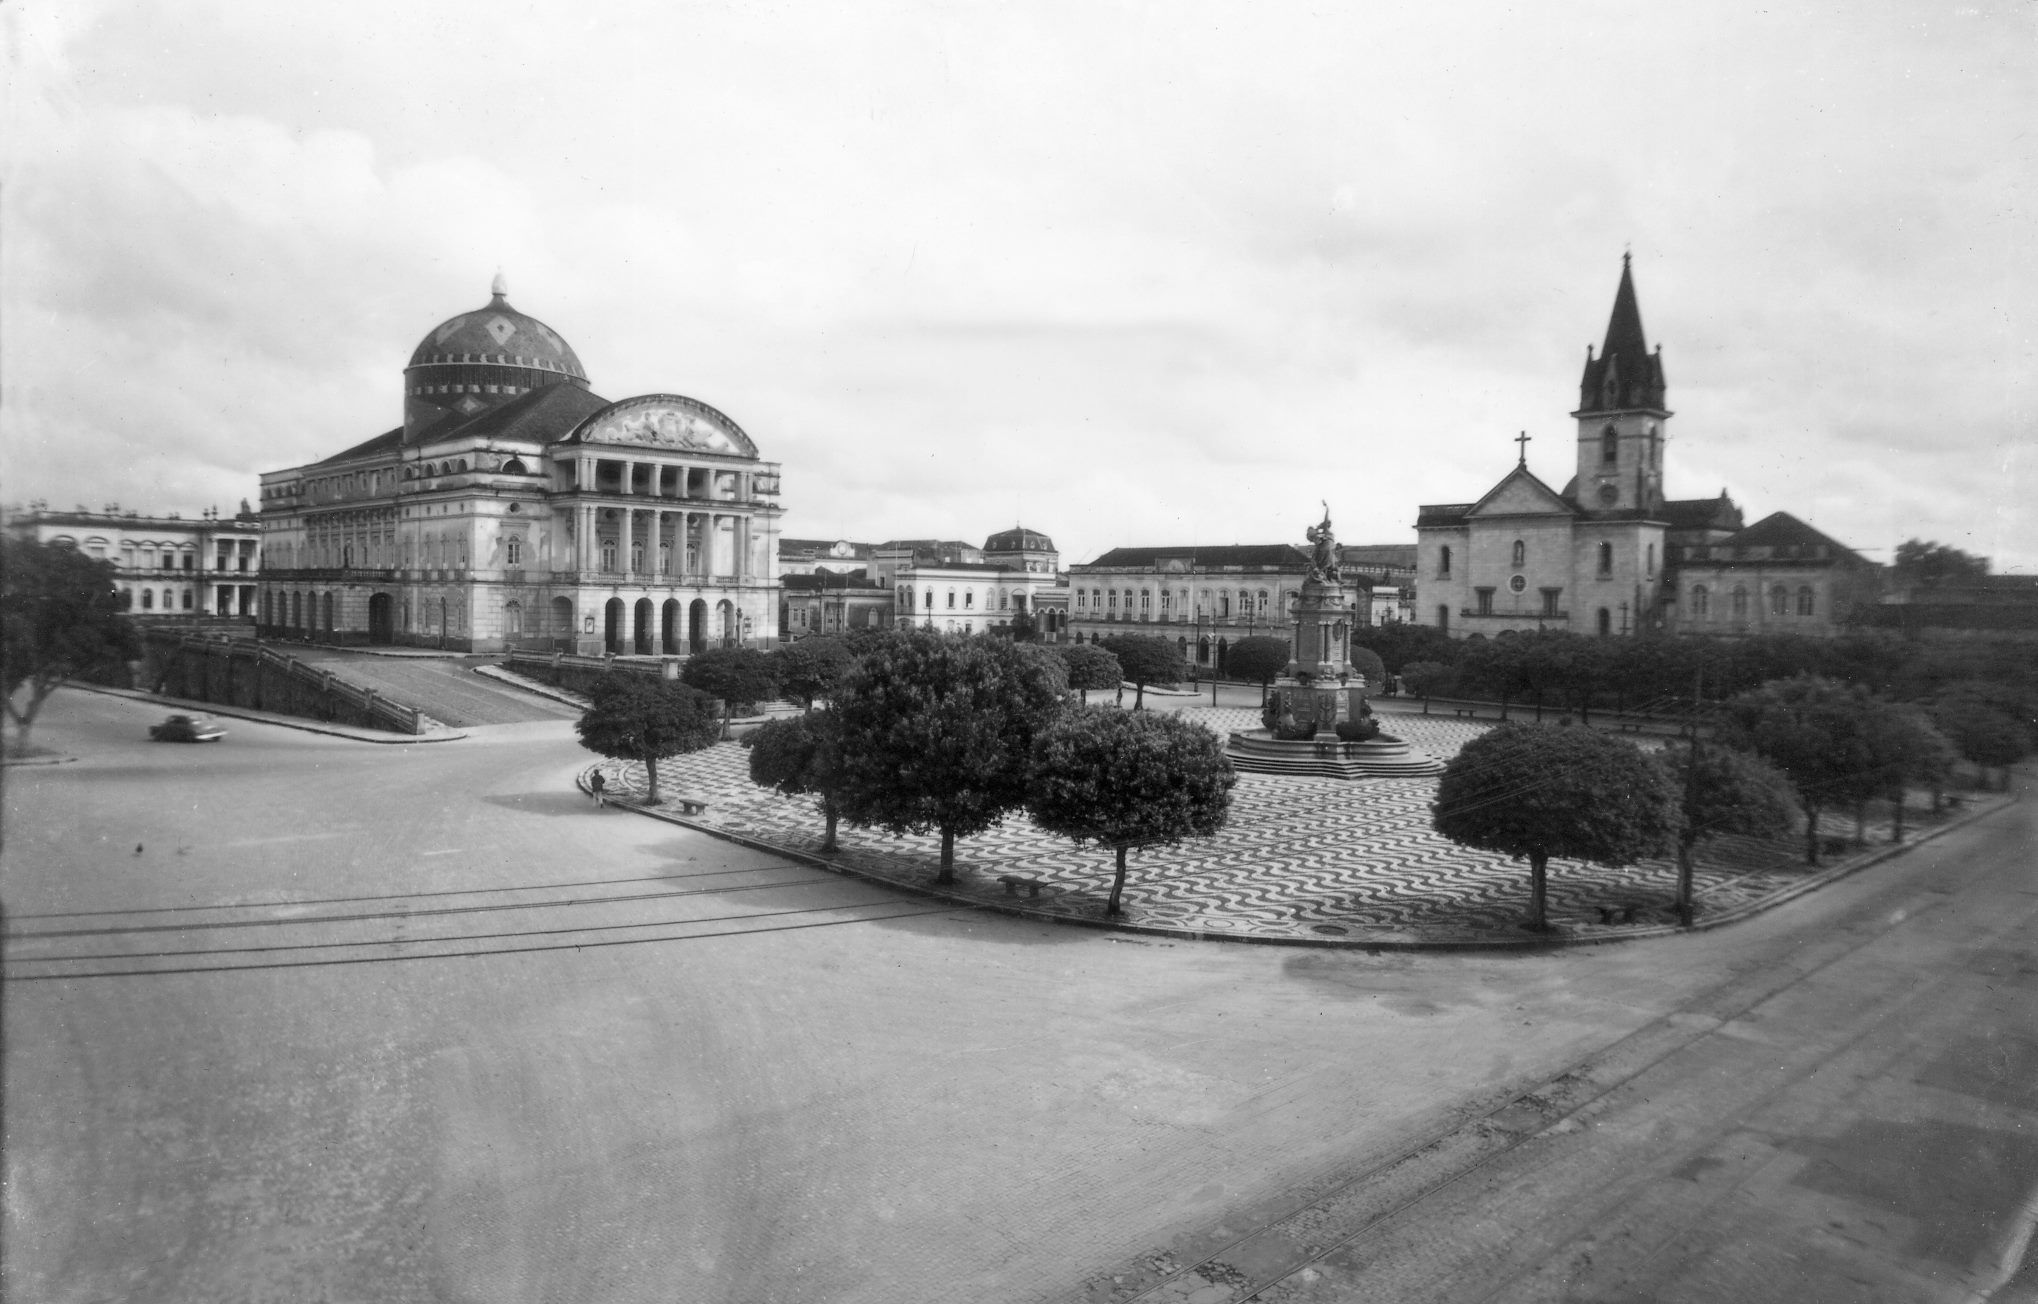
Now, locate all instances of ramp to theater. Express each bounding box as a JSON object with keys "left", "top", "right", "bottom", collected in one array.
[{"left": 286, "top": 650, "right": 583, "bottom": 727}]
